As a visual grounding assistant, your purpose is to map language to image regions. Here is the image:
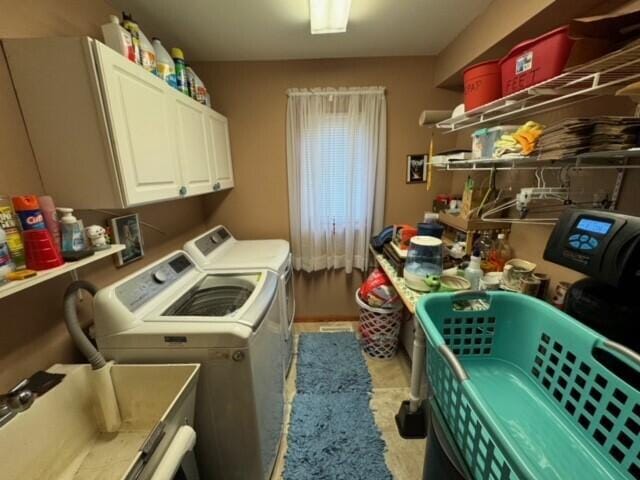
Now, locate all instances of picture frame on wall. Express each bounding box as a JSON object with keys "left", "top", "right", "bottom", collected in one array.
[
  {"left": 406, "top": 154, "right": 428, "bottom": 183},
  {"left": 110, "top": 213, "right": 144, "bottom": 266}
]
